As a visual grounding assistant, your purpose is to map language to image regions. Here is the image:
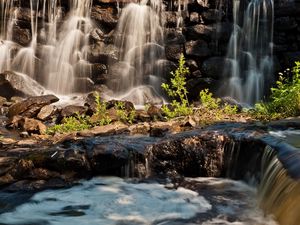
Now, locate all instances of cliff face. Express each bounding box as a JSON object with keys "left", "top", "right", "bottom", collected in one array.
[{"left": 1, "top": 0, "right": 300, "bottom": 100}]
